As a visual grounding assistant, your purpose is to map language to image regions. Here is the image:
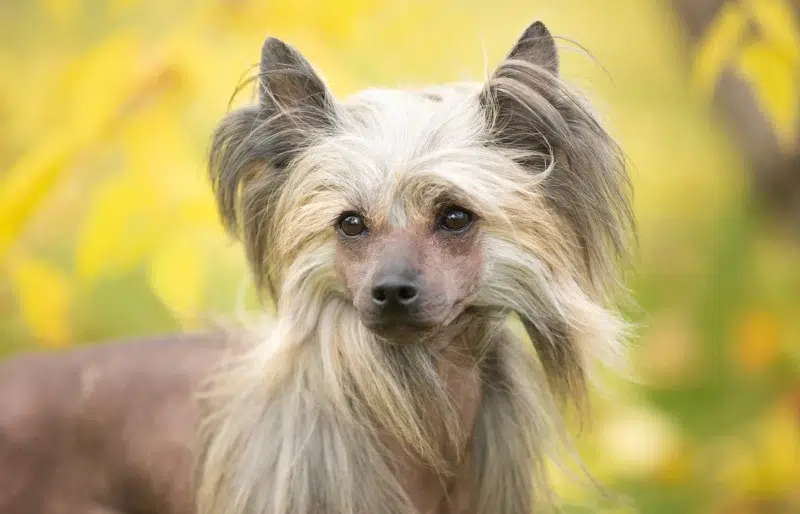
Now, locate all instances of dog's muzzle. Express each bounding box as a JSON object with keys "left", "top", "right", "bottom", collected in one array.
[{"left": 360, "top": 264, "right": 439, "bottom": 339}]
